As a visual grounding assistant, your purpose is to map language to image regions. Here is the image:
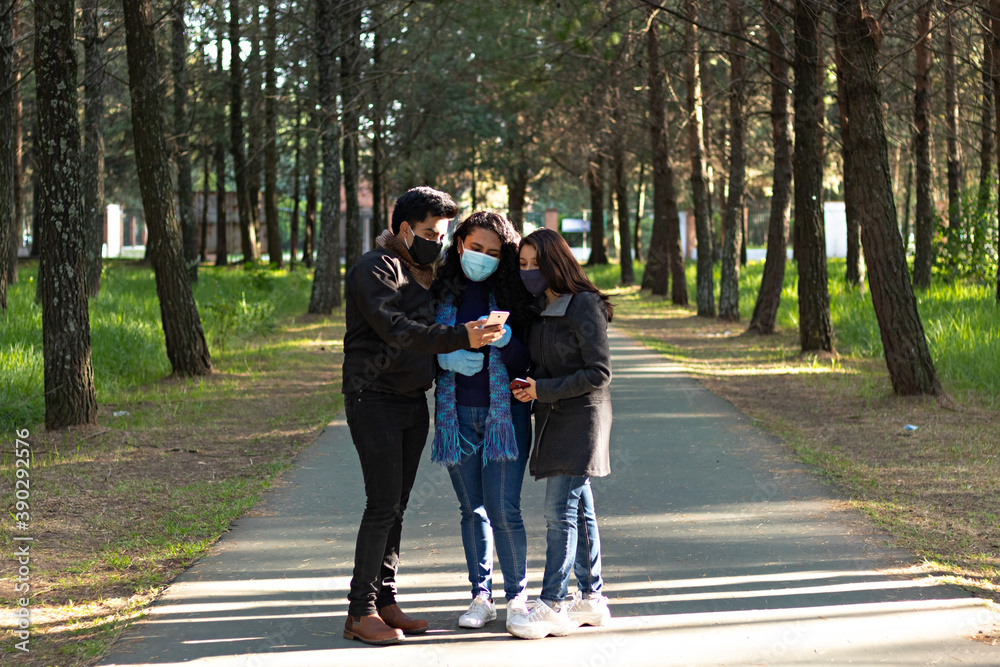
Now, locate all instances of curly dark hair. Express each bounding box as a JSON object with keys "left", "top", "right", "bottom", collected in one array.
[{"left": 431, "top": 211, "right": 534, "bottom": 332}]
